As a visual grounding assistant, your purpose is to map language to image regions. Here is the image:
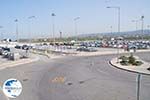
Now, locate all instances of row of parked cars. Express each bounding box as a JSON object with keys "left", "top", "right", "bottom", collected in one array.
[
  {"left": 15, "top": 45, "right": 32, "bottom": 50},
  {"left": 80, "top": 41, "right": 102, "bottom": 47},
  {"left": 75, "top": 40, "right": 150, "bottom": 52},
  {"left": 76, "top": 47, "right": 97, "bottom": 52},
  {"left": 0, "top": 46, "right": 29, "bottom": 61},
  {"left": 78, "top": 40, "right": 150, "bottom": 49},
  {"left": 39, "top": 42, "right": 75, "bottom": 46}
]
